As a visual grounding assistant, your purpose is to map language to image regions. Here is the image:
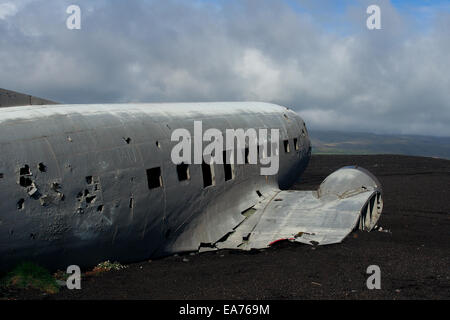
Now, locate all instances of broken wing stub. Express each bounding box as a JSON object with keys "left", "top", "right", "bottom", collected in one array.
[
  {"left": 0, "top": 88, "right": 59, "bottom": 108},
  {"left": 216, "top": 166, "right": 383, "bottom": 249}
]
